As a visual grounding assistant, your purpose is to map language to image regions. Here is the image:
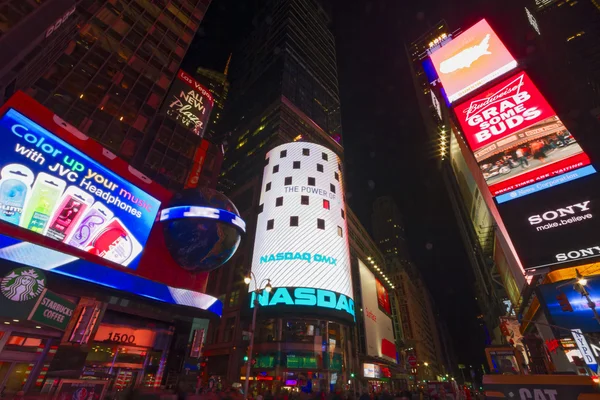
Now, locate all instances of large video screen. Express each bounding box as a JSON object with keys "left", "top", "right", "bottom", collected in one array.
[
  {"left": 430, "top": 19, "right": 517, "bottom": 103},
  {"left": 497, "top": 172, "right": 600, "bottom": 271},
  {"left": 359, "top": 260, "right": 396, "bottom": 363},
  {"left": 538, "top": 275, "right": 600, "bottom": 334},
  {"left": 0, "top": 108, "right": 160, "bottom": 269},
  {"left": 453, "top": 71, "right": 593, "bottom": 201},
  {"left": 249, "top": 142, "right": 354, "bottom": 322}
]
